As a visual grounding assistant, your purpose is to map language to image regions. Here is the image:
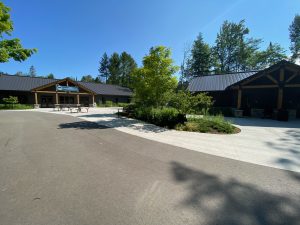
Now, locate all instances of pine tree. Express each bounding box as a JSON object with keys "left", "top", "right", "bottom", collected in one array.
[
  {"left": 289, "top": 14, "right": 300, "bottom": 62},
  {"left": 98, "top": 53, "right": 110, "bottom": 83},
  {"left": 29, "top": 65, "right": 37, "bottom": 77},
  {"left": 107, "top": 53, "right": 121, "bottom": 85},
  {"left": 190, "top": 33, "right": 212, "bottom": 76},
  {"left": 119, "top": 52, "right": 137, "bottom": 87}
]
